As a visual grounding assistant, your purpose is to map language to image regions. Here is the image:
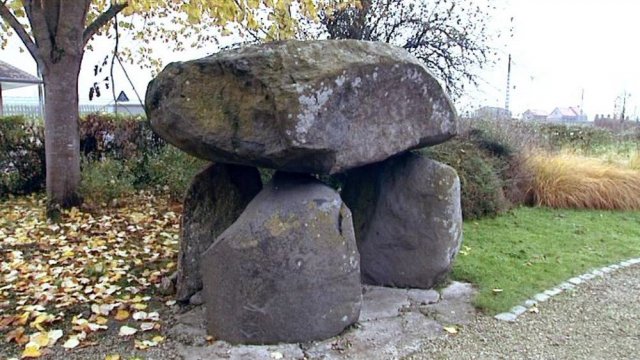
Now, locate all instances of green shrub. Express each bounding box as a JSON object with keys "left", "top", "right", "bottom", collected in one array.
[
  {"left": 422, "top": 139, "right": 509, "bottom": 220},
  {"left": 80, "top": 113, "right": 164, "bottom": 160},
  {"left": 143, "top": 146, "right": 206, "bottom": 200},
  {"left": 536, "top": 123, "right": 614, "bottom": 152},
  {"left": 461, "top": 118, "right": 550, "bottom": 153},
  {"left": 79, "top": 157, "right": 136, "bottom": 203},
  {"left": 0, "top": 115, "right": 46, "bottom": 197}
]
